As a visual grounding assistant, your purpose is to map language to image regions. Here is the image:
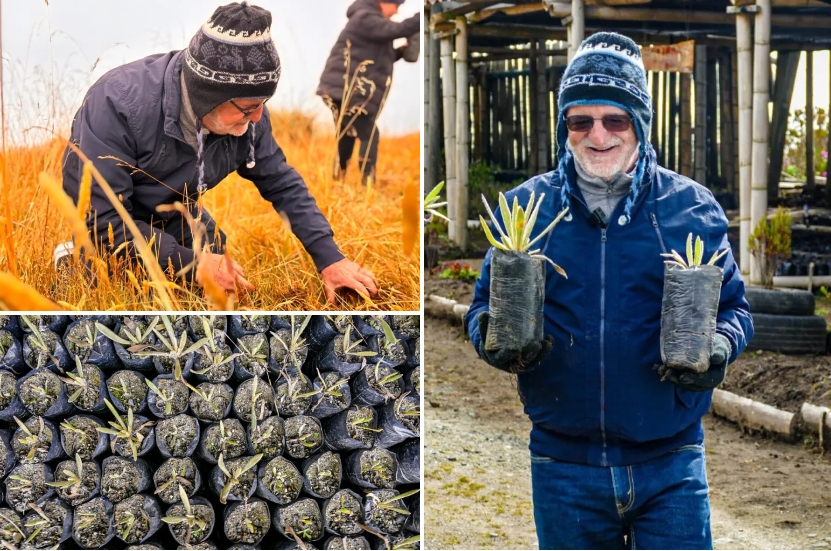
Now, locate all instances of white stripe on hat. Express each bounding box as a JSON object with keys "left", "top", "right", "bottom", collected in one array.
[
  {"left": 201, "top": 22, "right": 273, "bottom": 45},
  {"left": 571, "top": 41, "right": 645, "bottom": 71}
]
